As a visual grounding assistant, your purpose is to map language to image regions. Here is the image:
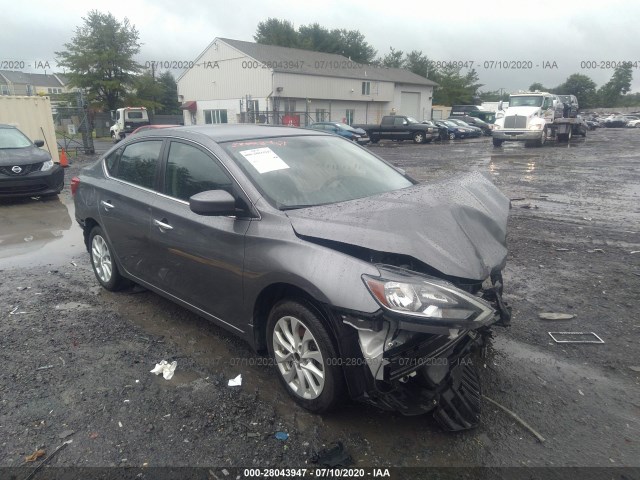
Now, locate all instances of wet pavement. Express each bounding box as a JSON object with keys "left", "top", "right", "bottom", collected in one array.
[{"left": 0, "top": 129, "right": 639, "bottom": 474}]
